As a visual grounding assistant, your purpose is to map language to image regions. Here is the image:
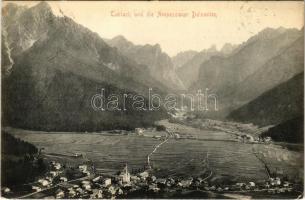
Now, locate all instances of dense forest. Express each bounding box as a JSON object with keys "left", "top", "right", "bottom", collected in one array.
[
  {"left": 1, "top": 132, "right": 46, "bottom": 187},
  {"left": 261, "top": 116, "right": 304, "bottom": 144}
]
